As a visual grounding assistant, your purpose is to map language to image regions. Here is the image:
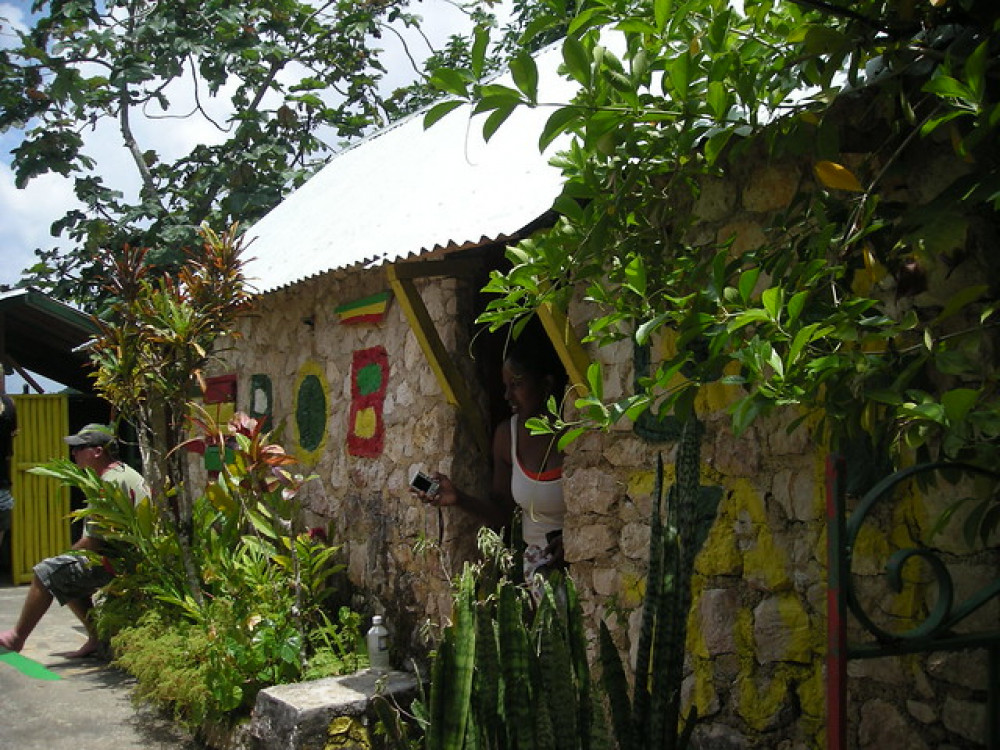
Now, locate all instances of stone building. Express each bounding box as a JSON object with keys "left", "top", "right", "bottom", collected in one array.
[{"left": 209, "top": 45, "right": 998, "bottom": 750}]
